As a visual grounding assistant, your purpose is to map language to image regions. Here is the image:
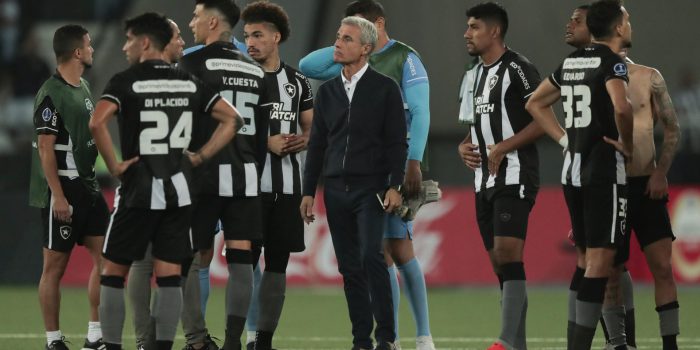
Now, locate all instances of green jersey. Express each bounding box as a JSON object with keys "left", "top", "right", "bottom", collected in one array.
[{"left": 29, "top": 73, "right": 99, "bottom": 208}]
